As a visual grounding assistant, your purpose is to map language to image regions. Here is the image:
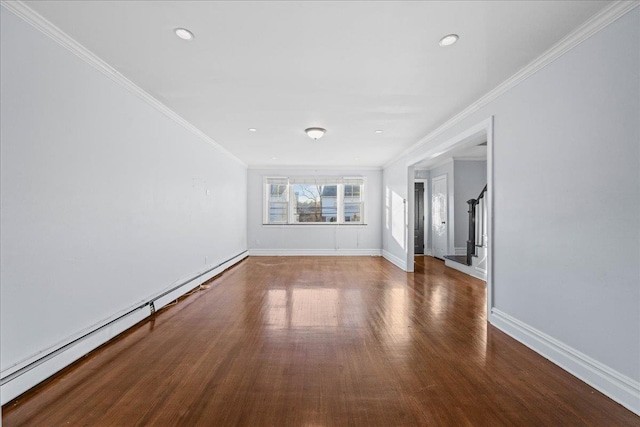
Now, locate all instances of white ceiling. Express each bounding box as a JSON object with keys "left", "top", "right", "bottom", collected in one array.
[{"left": 24, "top": 1, "right": 609, "bottom": 168}]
